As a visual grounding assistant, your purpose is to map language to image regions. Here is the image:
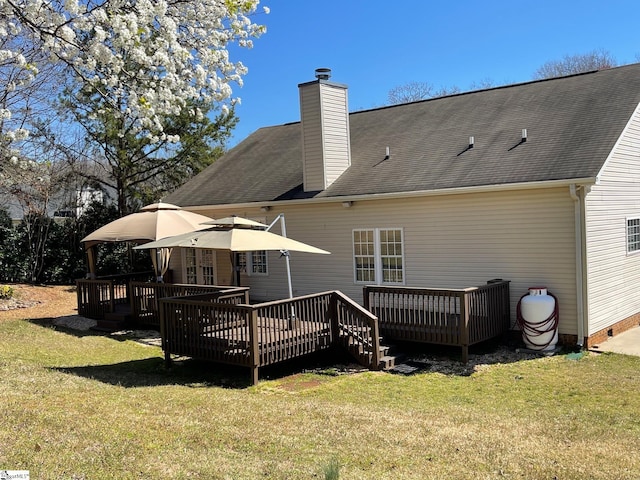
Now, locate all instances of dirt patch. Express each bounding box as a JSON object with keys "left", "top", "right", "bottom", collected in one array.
[
  {"left": 275, "top": 374, "right": 325, "bottom": 392},
  {"left": 0, "top": 284, "right": 78, "bottom": 321}
]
